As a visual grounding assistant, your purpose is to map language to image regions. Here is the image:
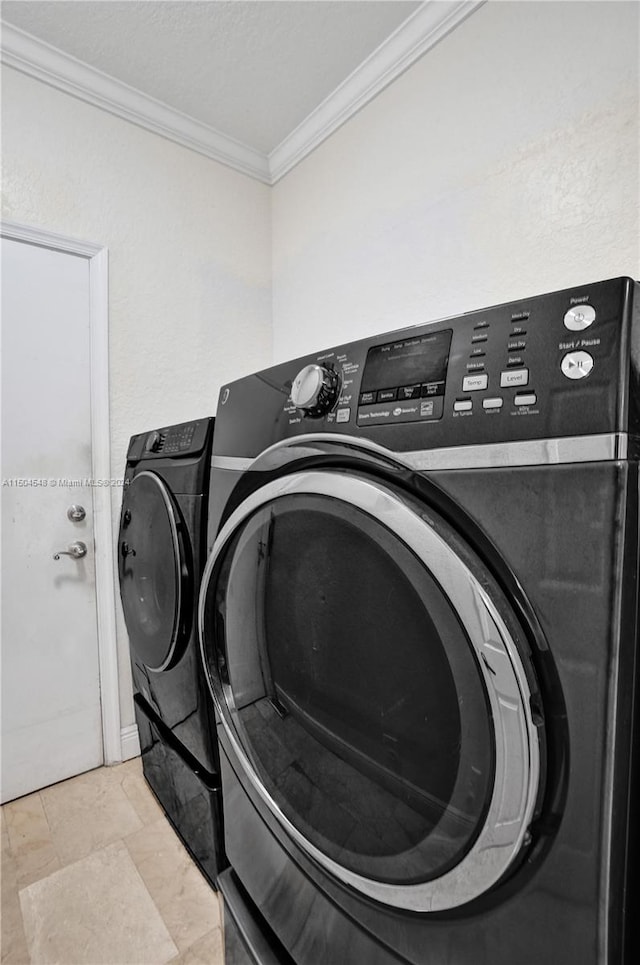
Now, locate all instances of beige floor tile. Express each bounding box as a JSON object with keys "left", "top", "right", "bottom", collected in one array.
[
  {"left": 3, "top": 794, "right": 61, "bottom": 889},
  {"left": 125, "top": 818, "right": 219, "bottom": 953},
  {"left": 171, "top": 927, "right": 224, "bottom": 965},
  {"left": 1, "top": 809, "right": 8, "bottom": 843},
  {"left": 113, "top": 757, "right": 141, "bottom": 776},
  {"left": 100, "top": 758, "right": 142, "bottom": 786},
  {"left": 0, "top": 847, "right": 30, "bottom": 964},
  {"left": 19, "top": 839, "right": 178, "bottom": 965},
  {"left": 40, "top": 766, "right": 143, "bottom": 867},
  {"left": 1, "top": 809, "right": 11, "bottom": 858},
  {"left": 97, "top": 756, "right": 164, "bottom": 826},
  {"left": 120, "top": 767, "right": 165, "bottom": 827}
]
